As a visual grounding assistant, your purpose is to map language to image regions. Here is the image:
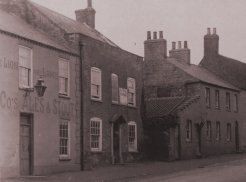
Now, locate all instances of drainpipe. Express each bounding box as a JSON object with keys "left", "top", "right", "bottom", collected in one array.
[{"left": 79, "top": 41, "right": 84, "bottom": 170}]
